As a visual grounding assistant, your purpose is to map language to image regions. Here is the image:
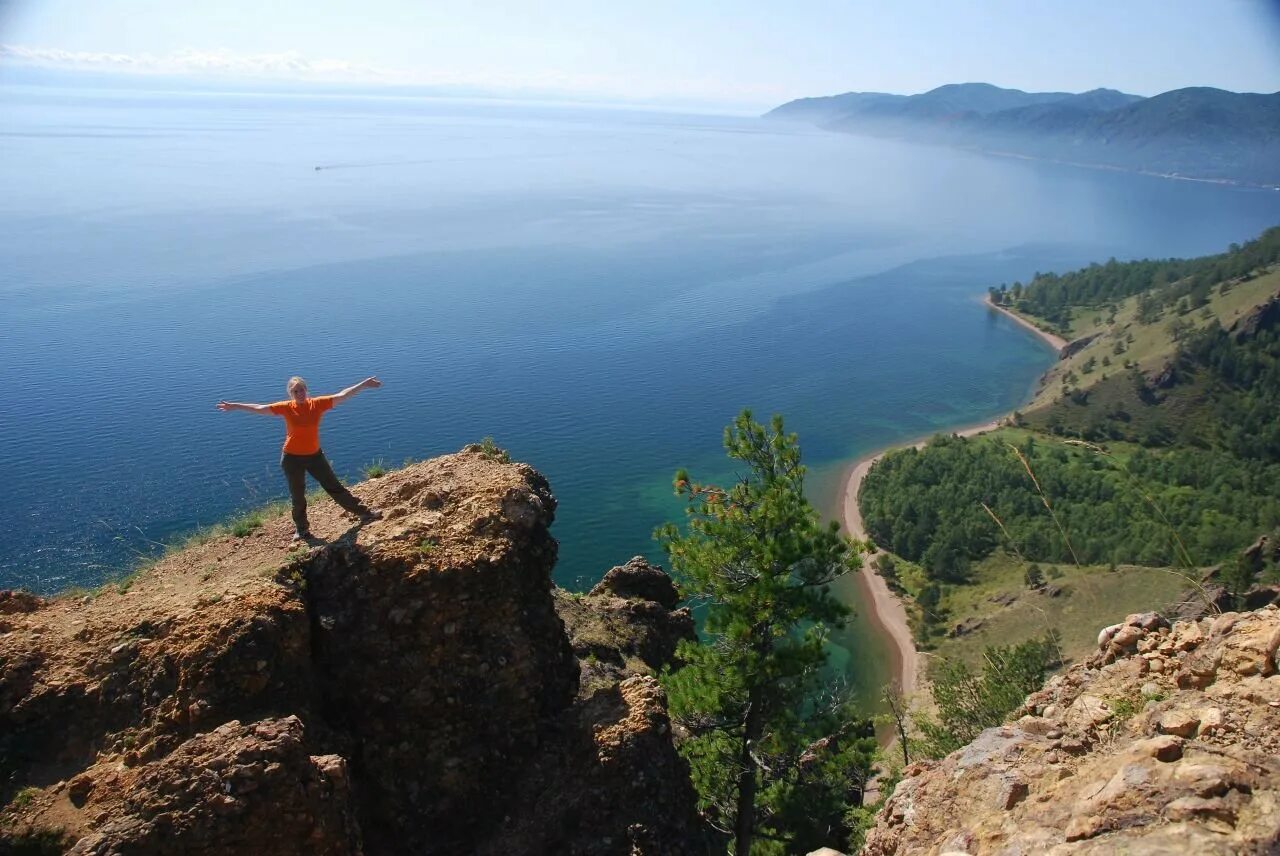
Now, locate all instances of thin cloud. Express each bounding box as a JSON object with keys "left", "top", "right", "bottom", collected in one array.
[
  {"left": 0, "top": 43, "right": 786, "bottom": 108},
  {"left": 0, "top": 44, "right": 394, "bottom": 81}
]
